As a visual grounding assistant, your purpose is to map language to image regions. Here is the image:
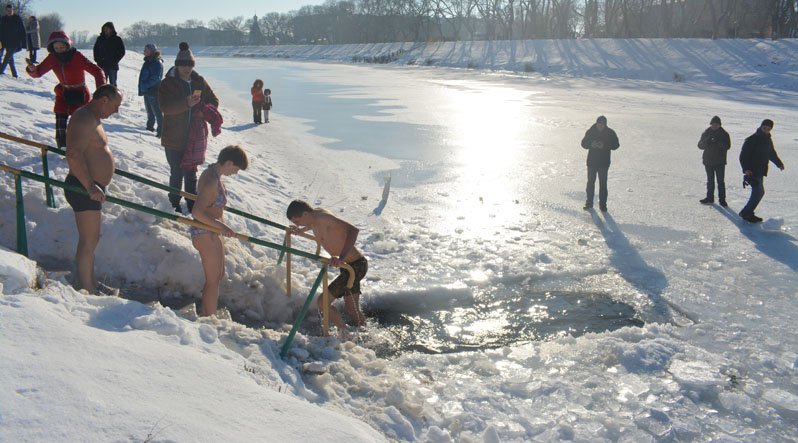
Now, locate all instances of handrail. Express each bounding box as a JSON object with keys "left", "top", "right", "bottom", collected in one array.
[
  {"left": 1, "top": 138, "right": 357, "bottom": 356},
  {"left": 0, "top": 131, "right": 317, "bottom": 242},
  {"left": 0, "top": 163, "right": 355, "bottom": 285}
]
